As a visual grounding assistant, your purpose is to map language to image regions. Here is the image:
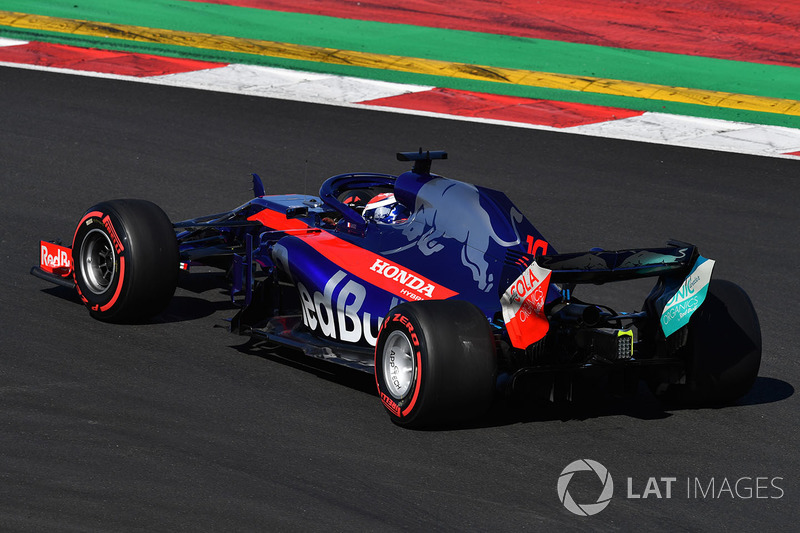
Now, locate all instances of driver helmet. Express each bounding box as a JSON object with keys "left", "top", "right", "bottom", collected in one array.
[{"left": 363, "top": 192, "right": 409, "bottom": 224}]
